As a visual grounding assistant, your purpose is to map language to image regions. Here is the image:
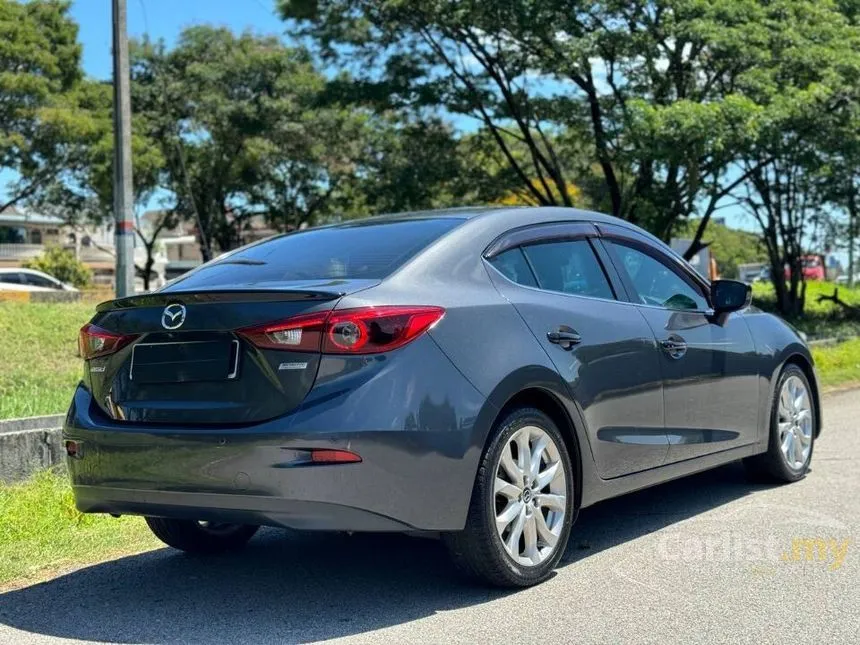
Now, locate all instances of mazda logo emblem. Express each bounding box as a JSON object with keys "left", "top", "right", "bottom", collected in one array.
[{"left": 161, "top": 303, "right": 186, "bottom": 330}]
